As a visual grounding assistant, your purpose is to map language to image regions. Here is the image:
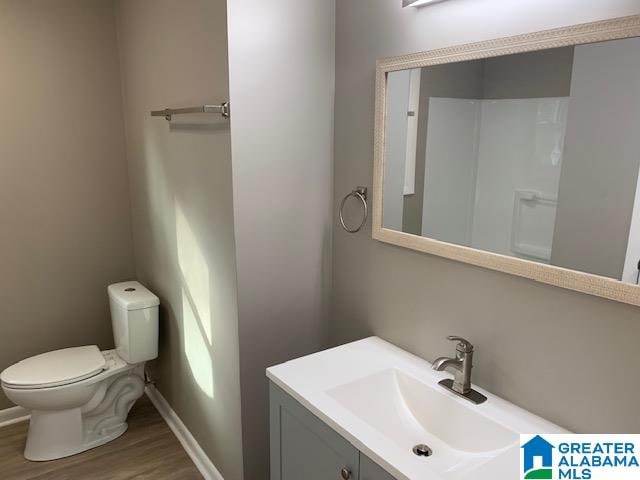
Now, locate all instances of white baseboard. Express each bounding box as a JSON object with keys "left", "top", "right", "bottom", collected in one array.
[
  {"left": 0, "top": 405, "right": 30, "bottom": 428},
  {"left": 145, "top": 386, "right": 224, "bottom": 480}
]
